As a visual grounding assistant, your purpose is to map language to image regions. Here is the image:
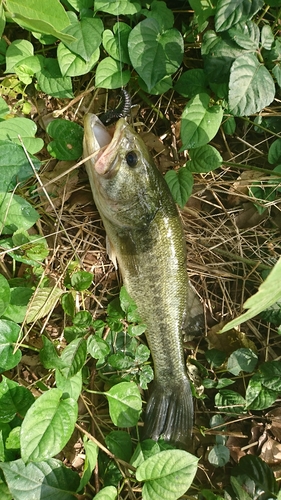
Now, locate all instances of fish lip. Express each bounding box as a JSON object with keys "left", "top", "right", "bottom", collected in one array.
[{"left": 83, "top": 114, "right": 127, "bottom": 176}]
